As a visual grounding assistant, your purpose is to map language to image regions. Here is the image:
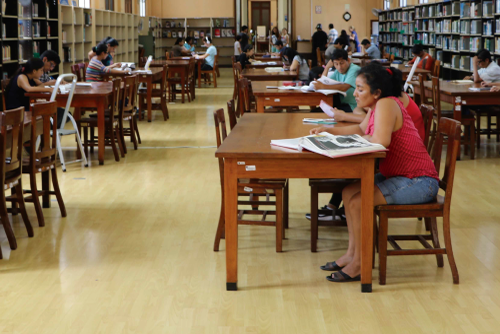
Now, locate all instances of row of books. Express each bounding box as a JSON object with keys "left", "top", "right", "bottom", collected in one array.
[
  {"left": 459, "top": 20, "right": 482, "bottom": 35},
  {"left": 213, "top": 29, "right": 234, "bottom": 38},
  {"left": 63, "top": 46, "right": 72, "bottom": 62},
  {"left": 460, "top": 2, "right": 482, "bottom": 18},
  {"left": 84, "top": 12, "right": 92, "bottom": 26},
  {"left": 33, "top": 22, "right": 42, "bottom": 38},
  {"left": 458, "top": 37, "right": 482, "bottom": 52},
  {"left": 2, "top": 45, "right": 11, "bottom": 61}
]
